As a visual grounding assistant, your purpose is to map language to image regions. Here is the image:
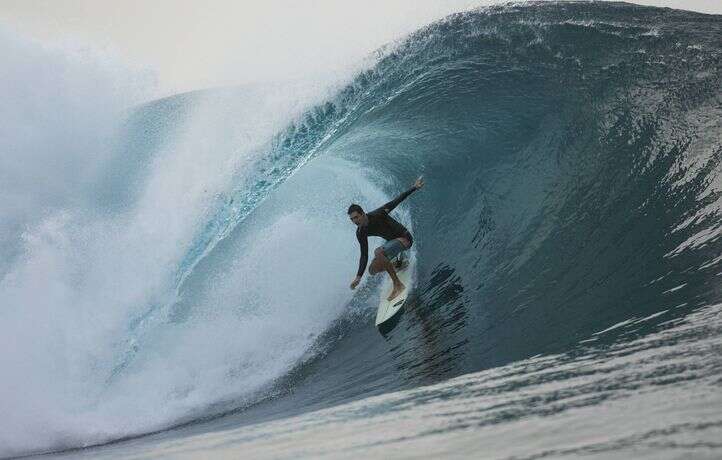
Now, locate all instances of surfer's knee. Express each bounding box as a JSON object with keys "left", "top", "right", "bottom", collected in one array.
[
  {"left": 369, "top": 256, "right": 383, "bottom": 275},
  {"left": 375, "top": 248, "right": 389, "bottom": 264},
  {"left": 369, "top": 261, "right": 377, "bottom": 275}
]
